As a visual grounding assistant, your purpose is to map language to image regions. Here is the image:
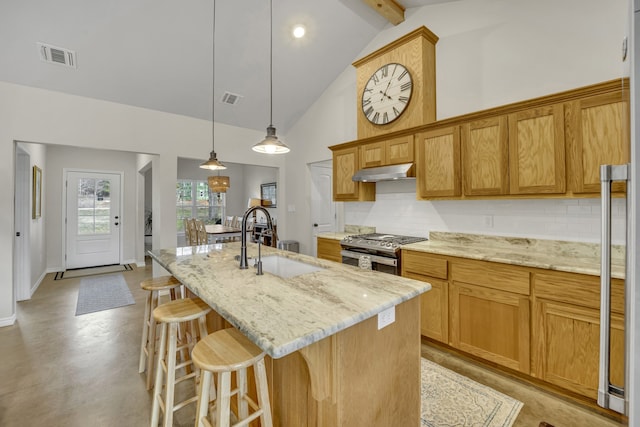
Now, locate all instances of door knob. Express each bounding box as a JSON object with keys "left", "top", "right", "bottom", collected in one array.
[{"left": 313, "top": 223, "right": 318, "bottom": 227}]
